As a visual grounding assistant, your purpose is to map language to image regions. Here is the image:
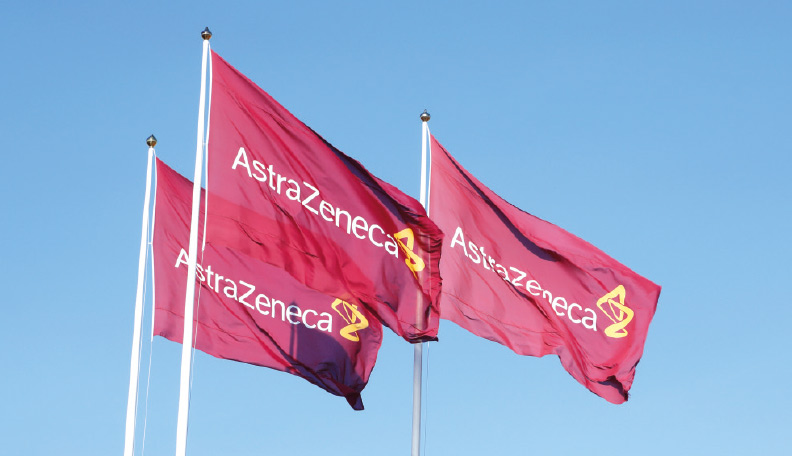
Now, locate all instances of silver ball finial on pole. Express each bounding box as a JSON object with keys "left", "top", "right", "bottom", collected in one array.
[
  {"left": 146, "top": 135, "right": 157, "bottom": 147},
  {"left": 201, "top": 27, "right": 212, "bottom": 40},
  {"left": 420, "top": 110, "right": 431, "bottom": 122}
]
